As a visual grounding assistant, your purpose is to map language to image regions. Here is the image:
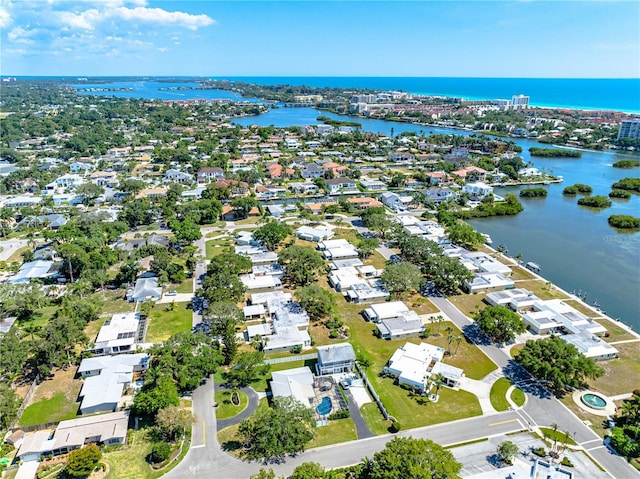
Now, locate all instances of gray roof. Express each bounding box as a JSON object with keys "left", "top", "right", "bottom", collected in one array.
[
  {"left": 317, "top": 343, "right": 356, "bottom": 365},
  {"left": 131, "top": 276, "right": 162, "bottom": 301},
  {"left": 8, "top": 260, "right": 58, "bottom": 283}
]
